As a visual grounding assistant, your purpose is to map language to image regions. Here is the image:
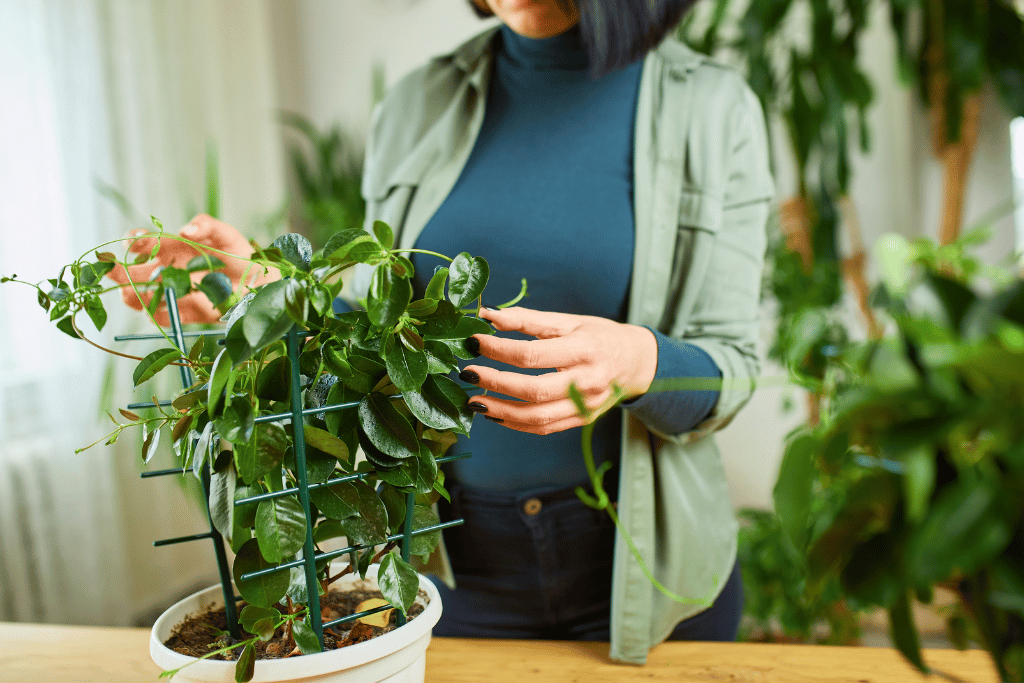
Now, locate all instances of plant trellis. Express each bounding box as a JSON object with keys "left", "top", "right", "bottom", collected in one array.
[{"left": 124, "top": 288, "right": 466, "bottom": 647}]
